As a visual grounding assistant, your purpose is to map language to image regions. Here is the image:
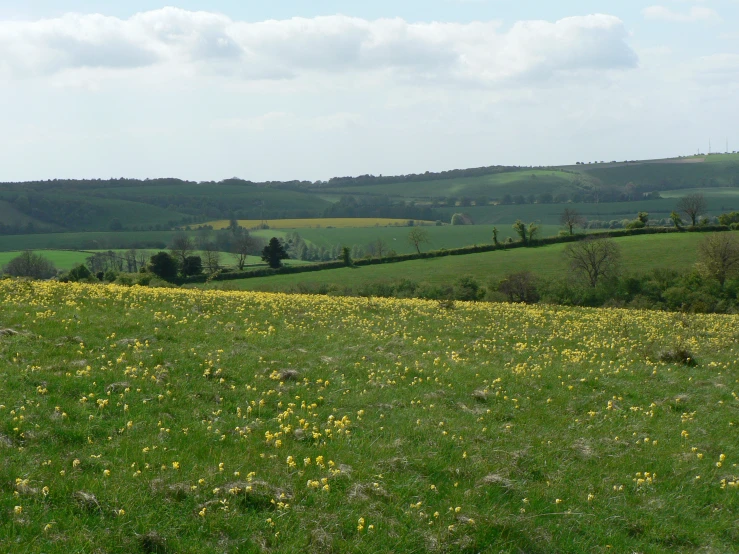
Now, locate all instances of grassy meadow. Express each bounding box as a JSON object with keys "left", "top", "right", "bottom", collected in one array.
[
  {"left": 0, "top": 251, "right": 92, "bottom": 272},
  {"left": 204, "top": 218, "right": 437, "bottom": 230},
  {"left": 251, "top": 225, "right": 562, "bottom": 256},
  {"left": 435, "top": 194, "right": 739, "bottom": 226},
  {"left": 204, "top": 233, "right": 713, "bottom": 293},
  {"left": 0, "top": 280, "right": 738, "bottom": 552}
]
